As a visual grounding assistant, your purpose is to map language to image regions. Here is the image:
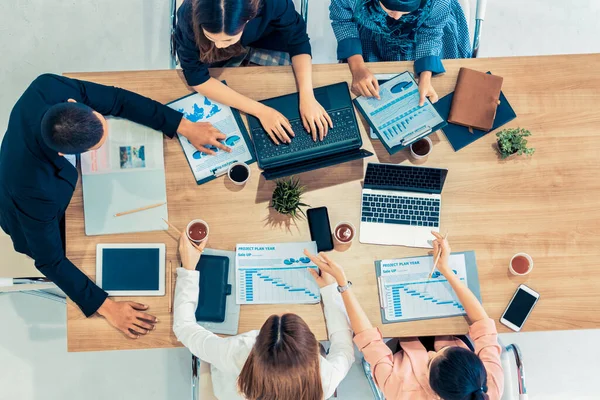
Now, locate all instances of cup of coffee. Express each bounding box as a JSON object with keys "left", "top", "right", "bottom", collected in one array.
[
  {"left": 227, "top": 162, "right": 251, "bottom": 186},
  {"left": 186, "top": 219, "right": 209, "bottom": 243},
  {"left": 509, "top": 253, "right": 533, "bottom": 276},
  {"left": 410, "top": 137, "right": 433, "bottom": 161},
  {"left": 334, "top": 222, "right": 355, "bottom": 244}
]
